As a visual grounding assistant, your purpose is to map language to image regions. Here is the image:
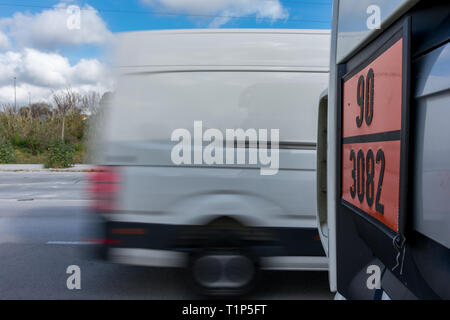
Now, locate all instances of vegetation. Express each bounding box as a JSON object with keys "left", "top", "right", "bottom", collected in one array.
[
  {"left": 44, "top": 141, "right": 76, "bottom": 168},
  {"left": 0, "top": 140, "right": 16, "bottom": 164},
  {"left": 0, "top": 89, "right": 108, "bottom": 167}
]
